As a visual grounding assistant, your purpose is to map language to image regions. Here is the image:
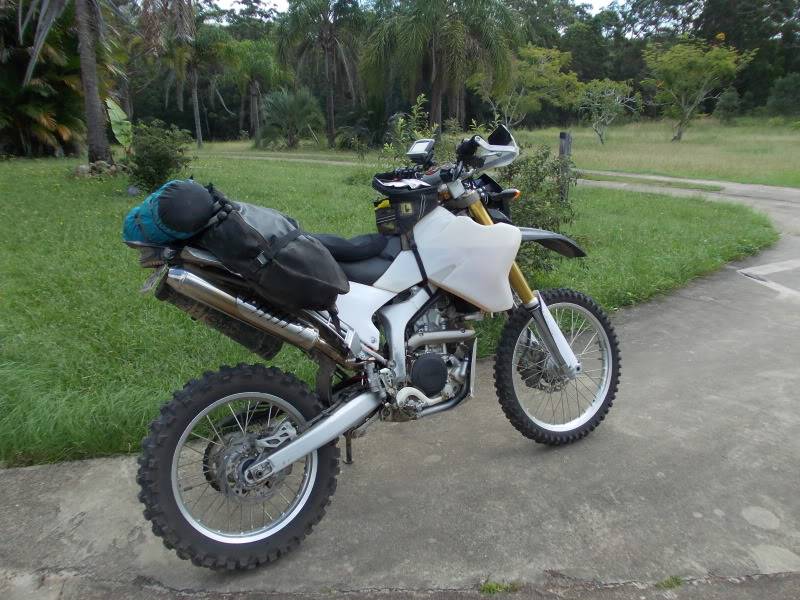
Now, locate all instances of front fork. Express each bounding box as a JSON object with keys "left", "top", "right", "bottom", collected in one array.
[{"left": 468, "top": 202, "right": 580, "bottom": 379}]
